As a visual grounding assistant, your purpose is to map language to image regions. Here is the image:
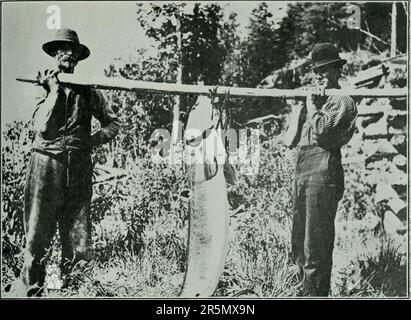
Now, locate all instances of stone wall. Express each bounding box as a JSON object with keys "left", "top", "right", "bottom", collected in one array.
[{"left": 342, "top": 61, "right": 407, "bottom": 241}]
